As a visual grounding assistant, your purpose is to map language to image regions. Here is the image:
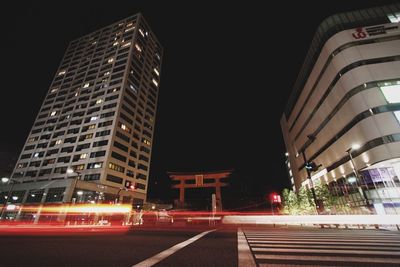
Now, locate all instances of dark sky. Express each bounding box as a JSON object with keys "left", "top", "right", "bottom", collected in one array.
[{"left": 1, "top": 0, "right": 397, "bottom": 205}]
